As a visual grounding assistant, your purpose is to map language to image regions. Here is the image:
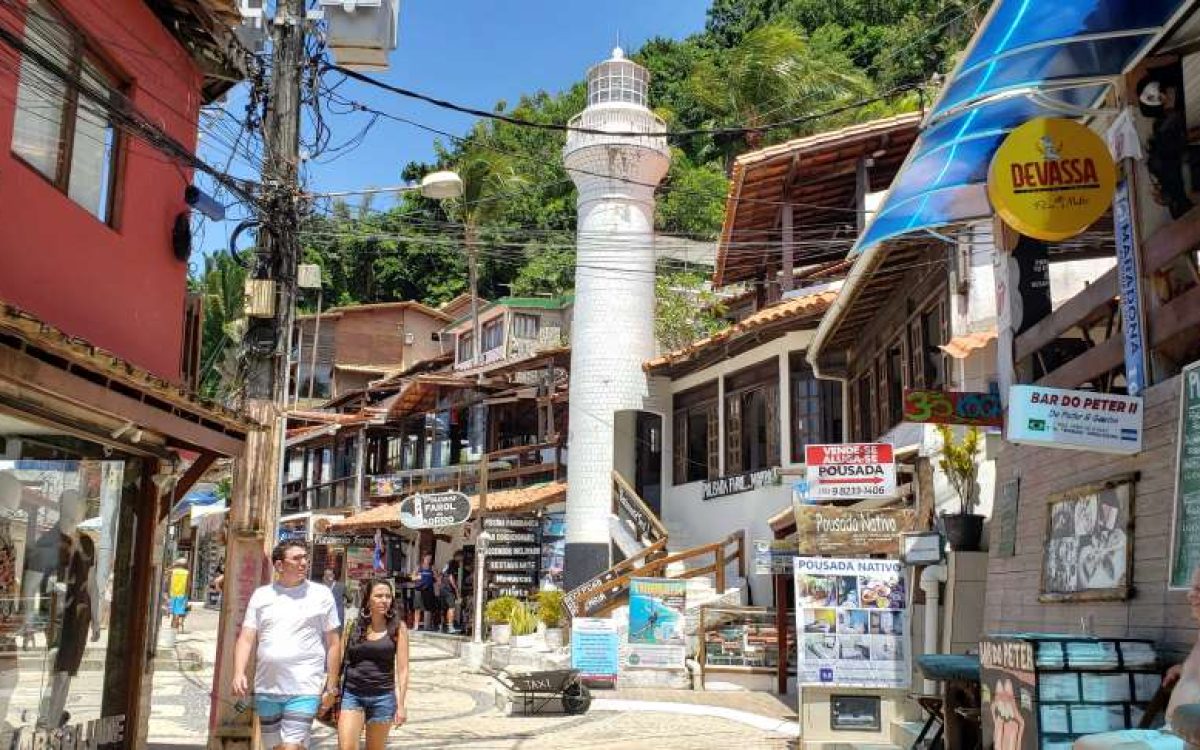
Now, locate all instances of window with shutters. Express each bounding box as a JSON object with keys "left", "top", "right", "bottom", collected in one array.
[
  {"left": 791, "top": 354, "right": 843, "bottom": 460},
  {"left": 672, "top": 381, "right": 718, "bottom": 485},
  {"left": 724, "top": 359, "right": 780, "bottom": 474}
]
